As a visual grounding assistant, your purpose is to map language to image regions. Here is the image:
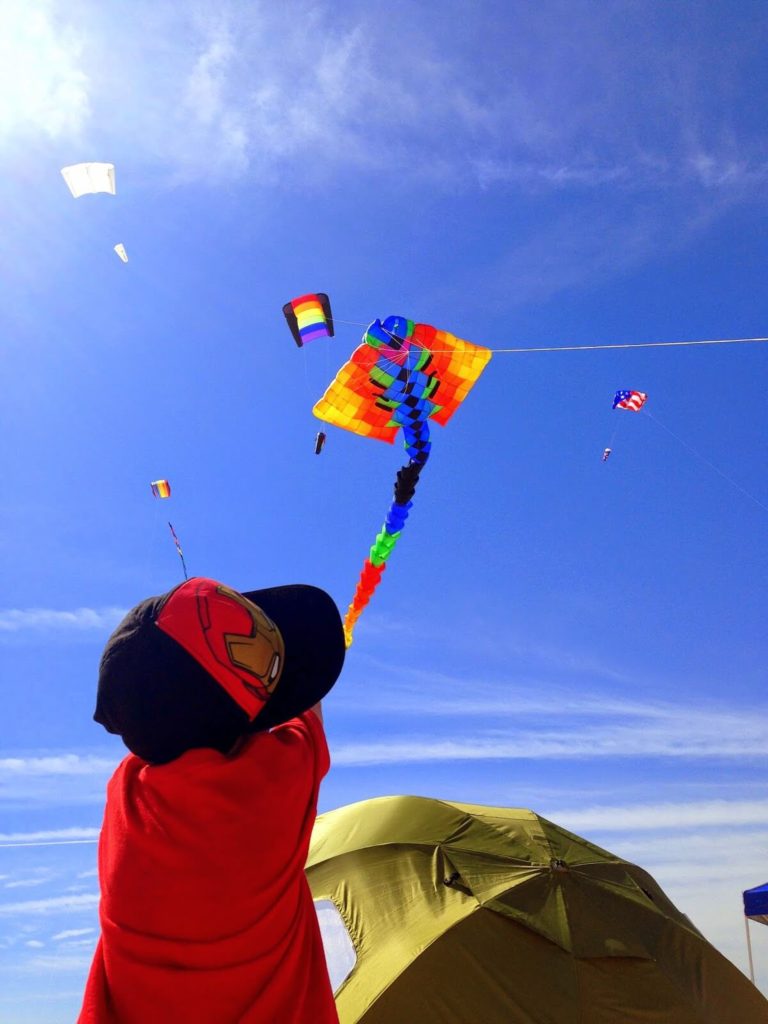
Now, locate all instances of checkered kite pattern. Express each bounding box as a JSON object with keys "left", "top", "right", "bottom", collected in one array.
[{"left": 314, "top": 319, "right": 491, "bottom": 442}]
